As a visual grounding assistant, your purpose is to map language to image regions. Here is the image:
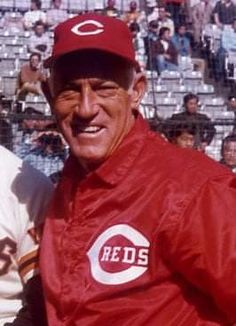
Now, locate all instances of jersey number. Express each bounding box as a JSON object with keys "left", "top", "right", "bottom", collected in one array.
[{"left": 0, "top": 237, "right": 17, "bottom": 276}]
